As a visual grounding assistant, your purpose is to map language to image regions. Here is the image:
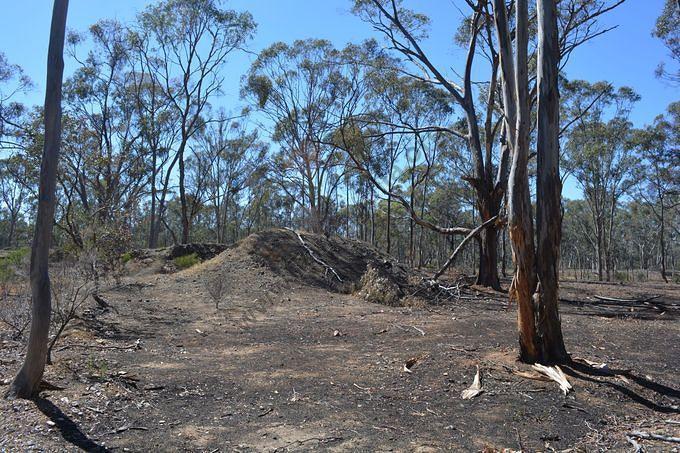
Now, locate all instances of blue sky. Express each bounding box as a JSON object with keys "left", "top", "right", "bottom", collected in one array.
[{"left": 1, "top": 0, "right": 677, "bottom": 199}]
